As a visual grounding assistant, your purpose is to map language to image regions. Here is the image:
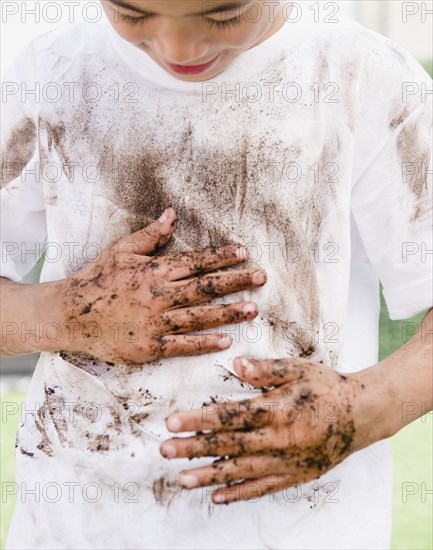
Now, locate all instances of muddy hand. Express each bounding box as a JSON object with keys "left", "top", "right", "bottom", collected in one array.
[
  {"left": 60, "top": 208, "right": 267, "bottom": 364},
  {"left": 161, "top": 357, "right": 371, "bottom": 504}
]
